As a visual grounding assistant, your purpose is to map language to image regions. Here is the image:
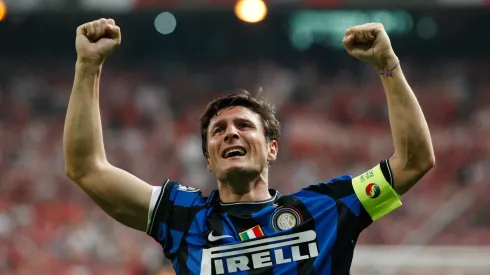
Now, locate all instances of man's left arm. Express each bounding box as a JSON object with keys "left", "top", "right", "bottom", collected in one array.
[
  {"left": 377, "top": 55, "right": 435, "bottom": 195},
  {"left": 343, "top": 23, "right": 435, "bottom": 195}
]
